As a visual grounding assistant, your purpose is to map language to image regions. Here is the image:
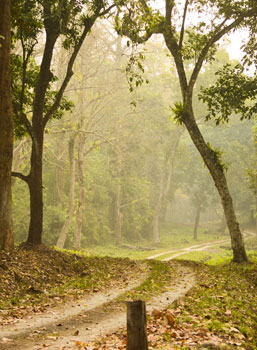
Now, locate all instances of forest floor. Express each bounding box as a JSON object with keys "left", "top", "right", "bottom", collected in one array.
[{"left": 0, "top": 236, "right": 257, "bottom": 350}]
